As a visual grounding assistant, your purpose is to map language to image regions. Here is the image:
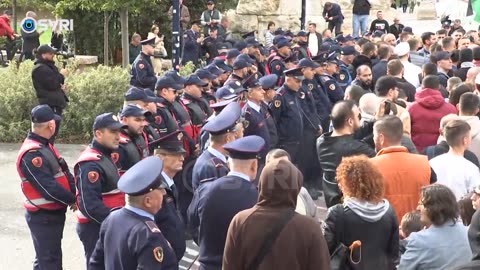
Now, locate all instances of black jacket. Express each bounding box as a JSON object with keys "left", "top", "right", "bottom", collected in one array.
[
  {"left": 323, "top": 203, "right": 399, "bottom": 270},
  {"left": 389, "top": 24, "right": 404, "bottom": 39},
  {"left": 32, "top": 58, "right": 67, "bottom": 108},
  {"left": 322, "top": 3, "right": 344, "bottom": 23},
  {"left": 316, "top": 133, "right": 376, "bottom": 207},
  {"left": 393, "top": 77, "right": 416, "bottom": 102},
  {"left": 370, "top": 19, "right": 390, "bottom": 34},
  {"left": 353, "top": 0, "right": 371, "bottom": 15},
  {"left": 468, "top": 209, "right": 480, "bottom": 261}
]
